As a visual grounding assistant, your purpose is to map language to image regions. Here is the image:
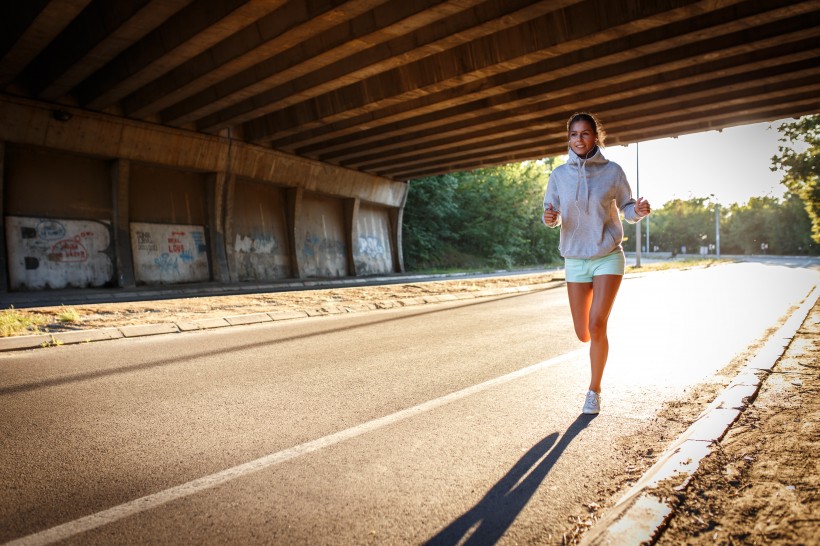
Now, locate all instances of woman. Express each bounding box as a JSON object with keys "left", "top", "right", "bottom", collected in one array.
[{"left": 542, "top": 112, "right": 651, "bottom": 414}]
